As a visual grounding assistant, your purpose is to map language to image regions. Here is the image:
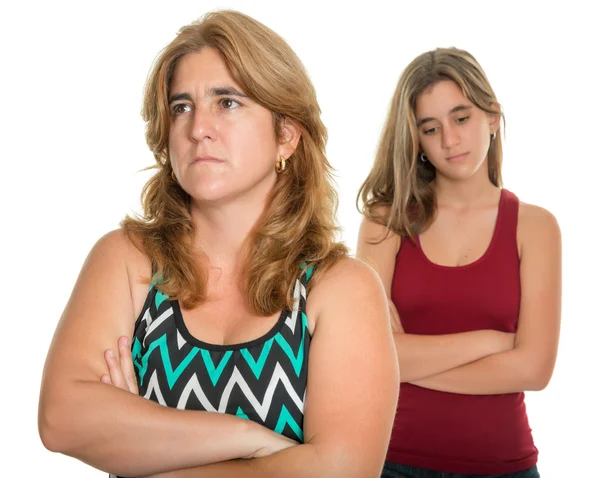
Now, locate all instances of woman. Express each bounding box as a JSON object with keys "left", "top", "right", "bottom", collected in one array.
[
  {"left": 357, "top": 48, "right": 561, "bottom": 477},
  {"left": 39, "top": 11, "right": 399, "bottom": 478}
]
